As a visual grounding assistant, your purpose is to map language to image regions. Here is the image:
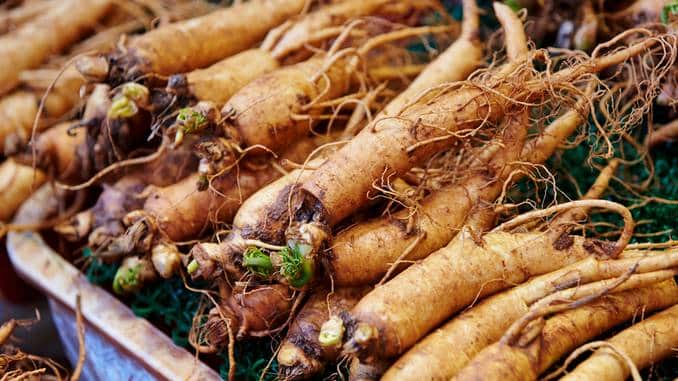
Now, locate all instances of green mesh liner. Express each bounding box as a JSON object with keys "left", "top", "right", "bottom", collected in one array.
[
  {"left": 128, "top": 277, "right": 202, "bottom": 348},
  {"left": 218, "top": 341, "right": 278, "bottom": 381},
  {"left": 547, "top": 136, "right": 677, "bottom": 244},
  {"left": 85, "top": 257, "right": 201, "bottom": 349},
  {"left": 83, "top": 248, "right": 117, "bottom": 286}
]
